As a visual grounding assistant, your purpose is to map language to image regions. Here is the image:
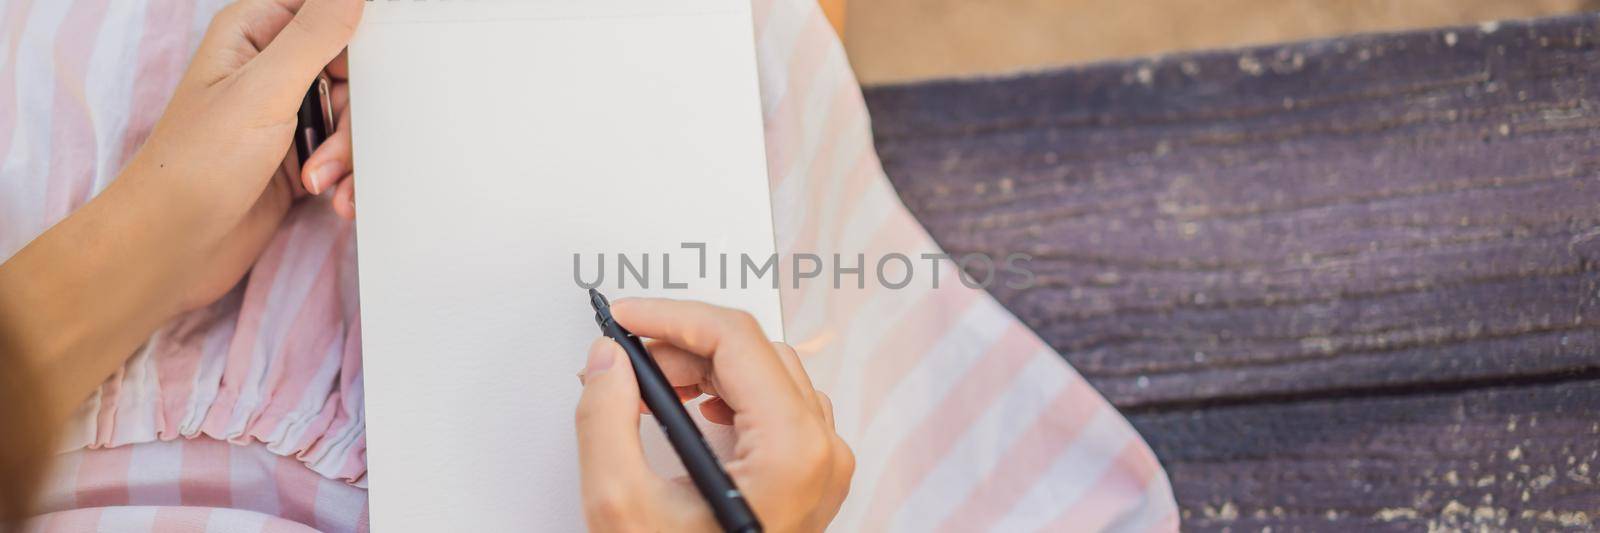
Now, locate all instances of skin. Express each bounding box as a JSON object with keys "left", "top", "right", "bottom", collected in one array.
[
  {"left": 0, "top": 0, "right": 853, "bottom": 527},
  {"left": 0, "top": 0, "right": 363, "bottom": 431},
  {"left": 0, "top": 0, "right": 362, "bottom": 526},
  {"left": 577, "top": 298, "right": 855, "bottom": 532}
]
